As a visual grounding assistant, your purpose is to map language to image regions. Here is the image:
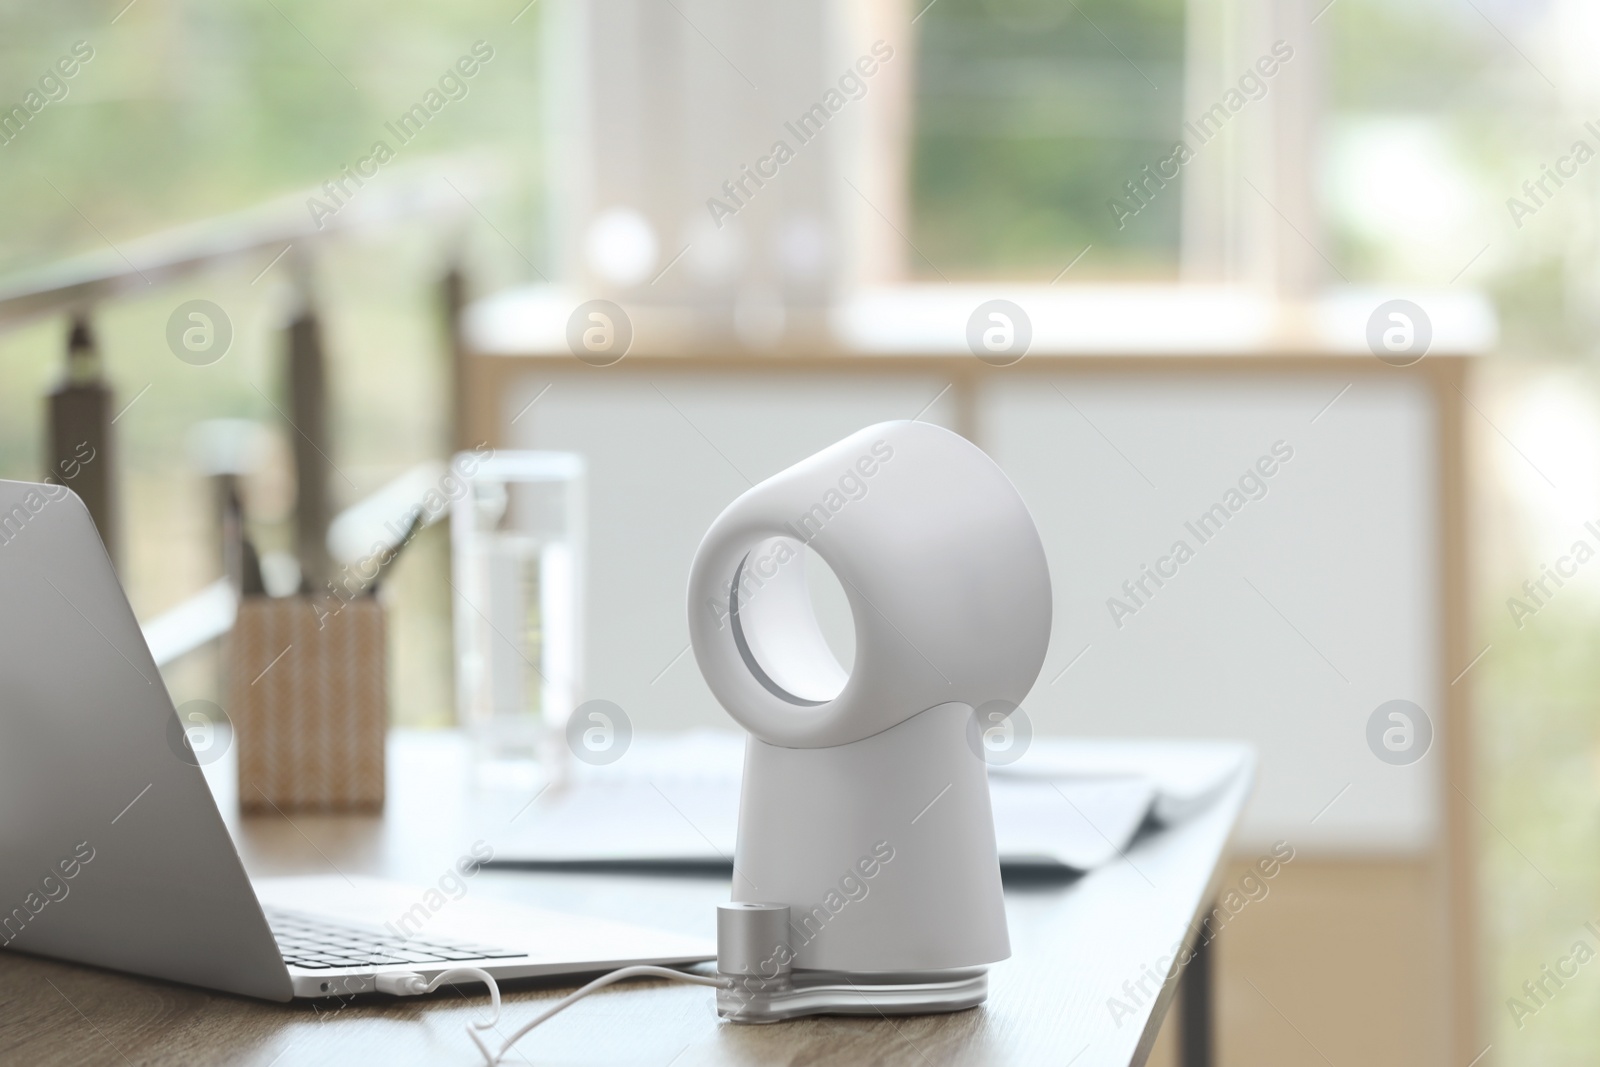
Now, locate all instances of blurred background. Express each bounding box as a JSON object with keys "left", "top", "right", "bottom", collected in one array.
[{"left": 1, "top": 0, "right": 1597, "bottom": 1063}]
